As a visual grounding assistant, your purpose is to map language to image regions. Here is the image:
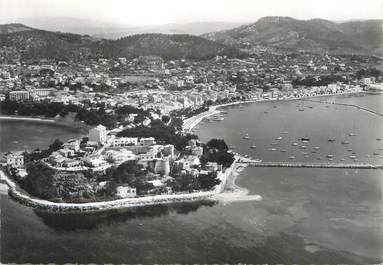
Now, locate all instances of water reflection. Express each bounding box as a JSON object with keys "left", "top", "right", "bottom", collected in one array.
[{"left": 34, "top": 200, "right": 216, "bottom": 231}]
